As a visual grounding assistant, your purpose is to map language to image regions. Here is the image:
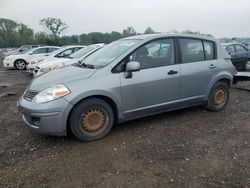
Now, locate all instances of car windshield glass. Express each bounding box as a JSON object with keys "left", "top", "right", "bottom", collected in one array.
[
  {"left": 83, "top": 40, "right": 140, "bottom": 68},
  {"left": 23, "top": 48, "right": 33, "bottom": 54},
  {"left": 49, "top": 47, "right": 68, "bottom": 56},
  {"left": 69, "top": 45, "right": 97, "bottom": 59}
]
